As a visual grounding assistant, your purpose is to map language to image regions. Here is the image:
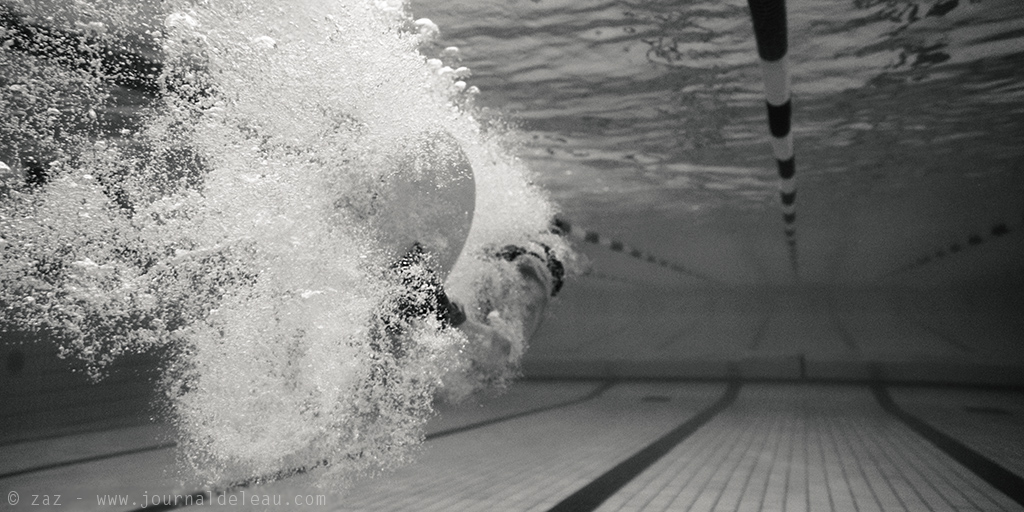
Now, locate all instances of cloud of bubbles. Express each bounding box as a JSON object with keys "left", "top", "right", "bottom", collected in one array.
[{"left": 1, "top": 0, "right": 579, "bottom": 486}]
